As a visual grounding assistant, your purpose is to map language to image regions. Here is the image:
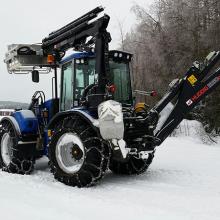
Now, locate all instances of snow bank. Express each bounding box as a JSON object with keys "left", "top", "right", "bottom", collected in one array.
[
  {"left": 171, "top": 119, "right": 217, "bottom": 144},
  {"left": 155, "top": 103, "right": 218, "bottom": 144}
]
